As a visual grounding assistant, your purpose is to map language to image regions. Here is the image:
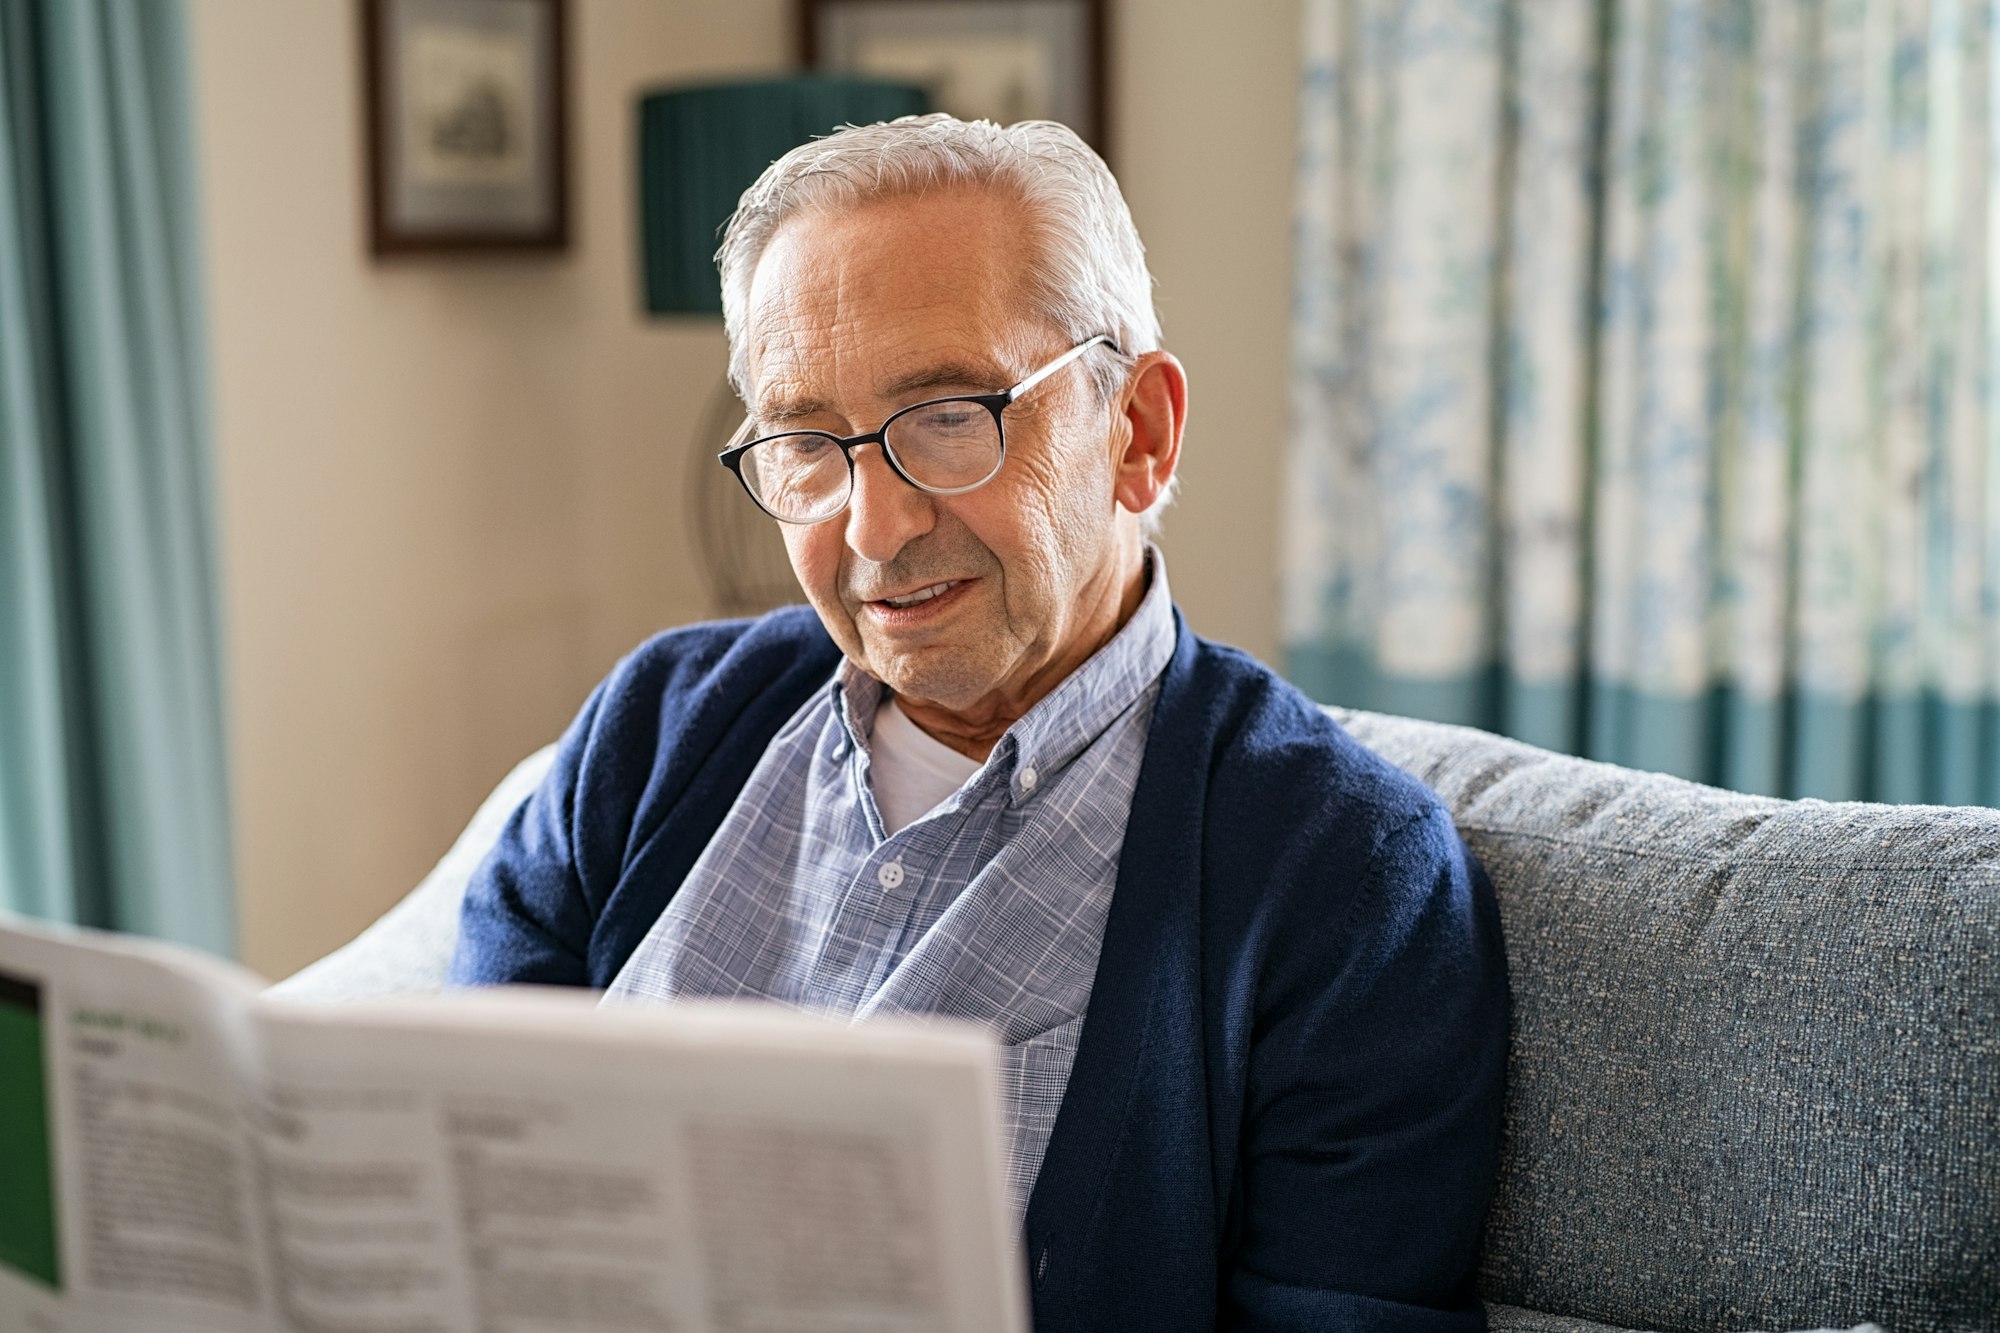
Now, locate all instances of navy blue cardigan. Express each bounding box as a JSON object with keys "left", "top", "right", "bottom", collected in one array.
[{"left": 451, "top": 607, "right": 1508, "bottom": 1332}]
